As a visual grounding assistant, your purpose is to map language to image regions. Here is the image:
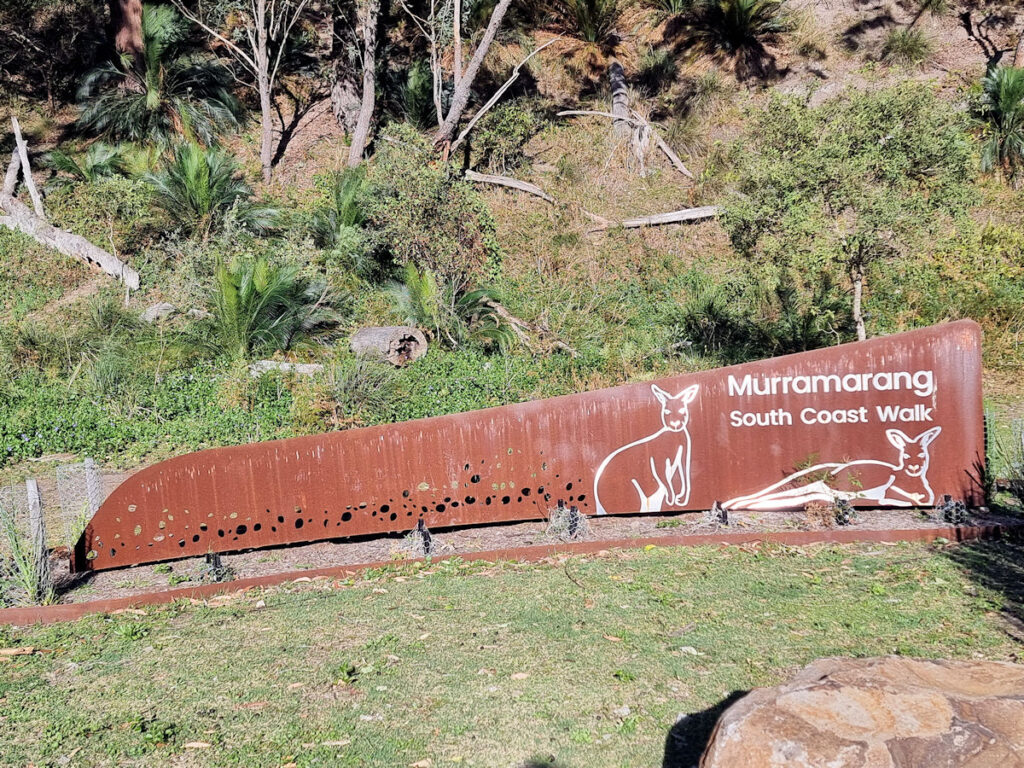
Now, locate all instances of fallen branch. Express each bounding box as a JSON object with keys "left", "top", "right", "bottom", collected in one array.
[
  {"left": 0, "top": 193, "right": 141, "bottom": 290},
  {"left": 464, "top": 170, "right": 715, "bottom": 231},
  {"left": 464, "top": 170, "right": 610, "bottom": 227},
  {"left": 482, "top": 297, "right": 578, "bottom": 357},
  {"left": 2, "top": 145, "right": 140, "bottom": 290},
  {"left": 557, "top": 109, "right": 694, "bottom": 179},
  {"left": 592, "top": 205, "right": 720, "bottom": 232},
  {"left": 465, "top": 169, "right": 554, "bottom": 202},
  {"left": 450, "top": 35, "right": 562, "bottom": 155},
  {"left": 11, "top": 118, "right": 44, "bottom": 217}
]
